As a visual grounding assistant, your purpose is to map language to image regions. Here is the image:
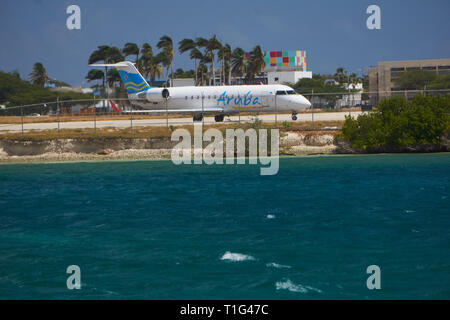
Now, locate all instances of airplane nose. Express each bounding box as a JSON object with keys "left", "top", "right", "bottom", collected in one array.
[{"left": 301, "top": 95, "right": 312, "bottom": 108}]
